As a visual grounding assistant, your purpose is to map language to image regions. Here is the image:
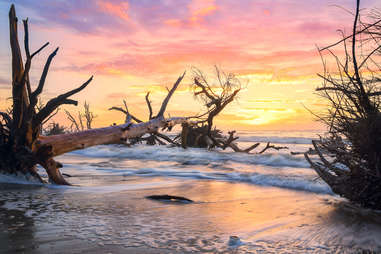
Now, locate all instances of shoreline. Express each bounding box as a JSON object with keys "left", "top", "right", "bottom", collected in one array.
[{"left": 1, "top": 176, "right": 381, "bottom": 253}]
